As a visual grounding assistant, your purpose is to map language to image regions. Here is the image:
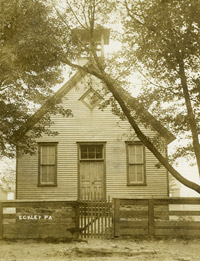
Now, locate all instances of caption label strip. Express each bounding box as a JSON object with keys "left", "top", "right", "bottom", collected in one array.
[{"left": 18, "top": 215, "right": 53, "bottom": 220}]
